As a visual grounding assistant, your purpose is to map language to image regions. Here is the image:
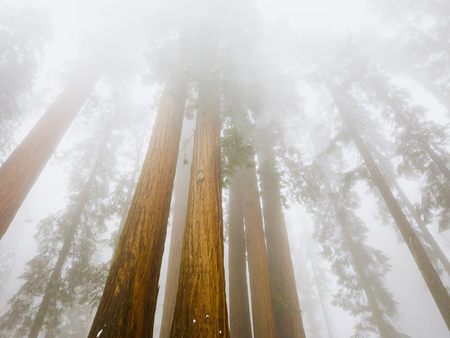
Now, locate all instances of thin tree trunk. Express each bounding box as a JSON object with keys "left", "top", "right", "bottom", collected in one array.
[
  {"left": 159, "top": 130, "right": 192, "bottom": 338},
  {"left": 88, "top": 76, "right": 187, "bottom": 338},
  {"left": 170, "top": 83, "right": 229, "bottom": 337},
  {"left": 0, "top": 71, "right": 98, "bottom": 239},
  {"left": 228, "top": 173, "right": 252, "bottom": 338},
  {"left": 257, "top": 148, "right": 306, "bottom": 338},
  {"left": 29, "top": 120, "right": 112, "bottom": 338},
  {"left": 337, "top": 101, "right": 450, "bottom": 330},
  {"left": 311, "top": 267, "right": 334, "bottom": 338},
  {"left": 240, "top": 166, "right": 278, "bottom": 338}
]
